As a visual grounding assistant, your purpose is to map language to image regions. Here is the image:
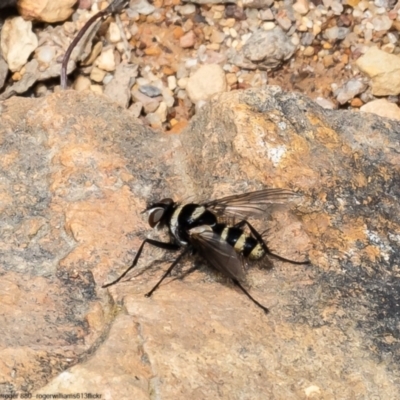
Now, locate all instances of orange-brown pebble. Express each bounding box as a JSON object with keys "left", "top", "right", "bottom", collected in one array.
[
  {"left": 347, "top": 0, "right": 360, "bottom": 6},
  {"left": 341, "top": 53, "right": 349, "bottom": 64},
  {"left": 12, "top": 71, "right": 22, "bottom": 81},
  {"left": 323, "top": 55, "right": 334, "bottom": 68},
  {"left": 162, "top": 66, "right": 176, "bottom": 75},
  {"left": 168, "top": 120, "right": 188, "bottom": 134},
  {"left": 350, "top": 98, "right": 363, "bottom": 107},
  {"left": 173, "top": 26, "right": 185, "bottom": 40},
  {"left": 144, "top": 46, "right": 162, "bottom": 56}
]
